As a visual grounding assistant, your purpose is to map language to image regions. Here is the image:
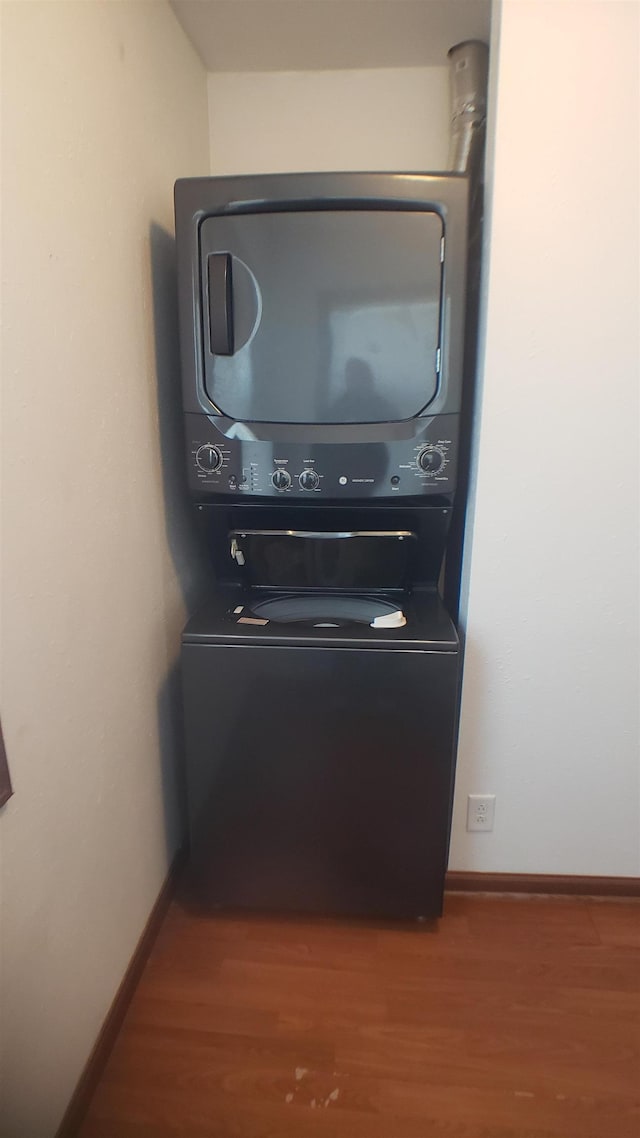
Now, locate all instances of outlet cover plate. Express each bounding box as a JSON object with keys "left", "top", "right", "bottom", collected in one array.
[{"left": 467, "top": 794, "right": 496, "bottom": 832}]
